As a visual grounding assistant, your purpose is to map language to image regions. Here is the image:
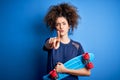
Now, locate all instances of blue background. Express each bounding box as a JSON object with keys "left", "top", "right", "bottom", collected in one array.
[{"left": 0, "top": 0, "right": 120, "bottom": 80}]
